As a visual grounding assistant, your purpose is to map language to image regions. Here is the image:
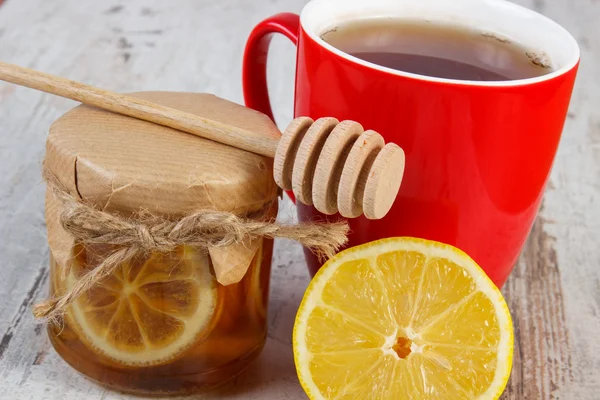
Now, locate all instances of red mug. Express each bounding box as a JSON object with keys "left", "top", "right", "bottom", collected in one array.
[{"left": 242, "top": 0, "right": 579, "bottom": 287}]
